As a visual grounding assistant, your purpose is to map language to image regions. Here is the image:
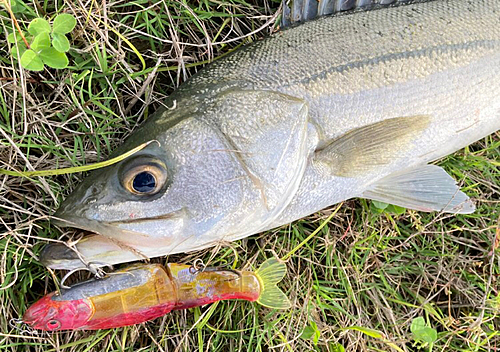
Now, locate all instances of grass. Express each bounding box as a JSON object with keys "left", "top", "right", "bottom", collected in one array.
[{"left": 0, "top": 0, "right": 499, "bottom": 351}]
